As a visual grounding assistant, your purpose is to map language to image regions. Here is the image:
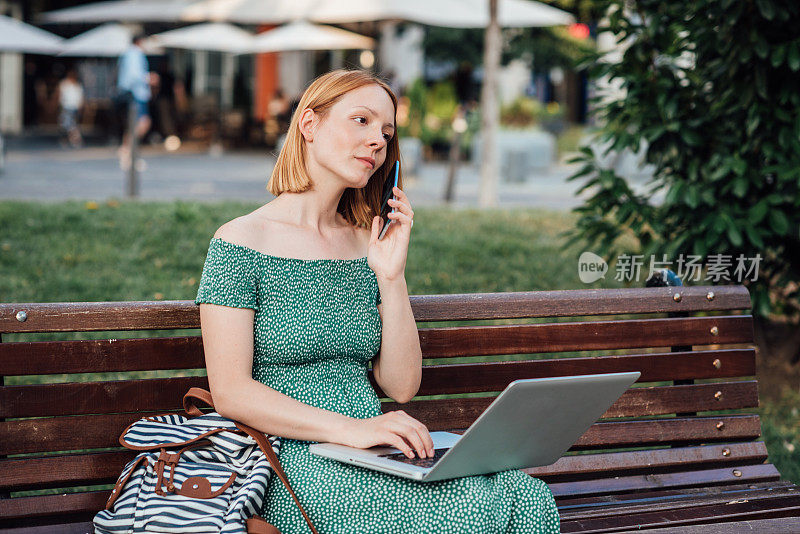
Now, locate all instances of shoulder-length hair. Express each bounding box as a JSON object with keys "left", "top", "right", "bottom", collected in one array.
[{"left": 267, "top": 69, "right": 402, "bottom": 230}]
